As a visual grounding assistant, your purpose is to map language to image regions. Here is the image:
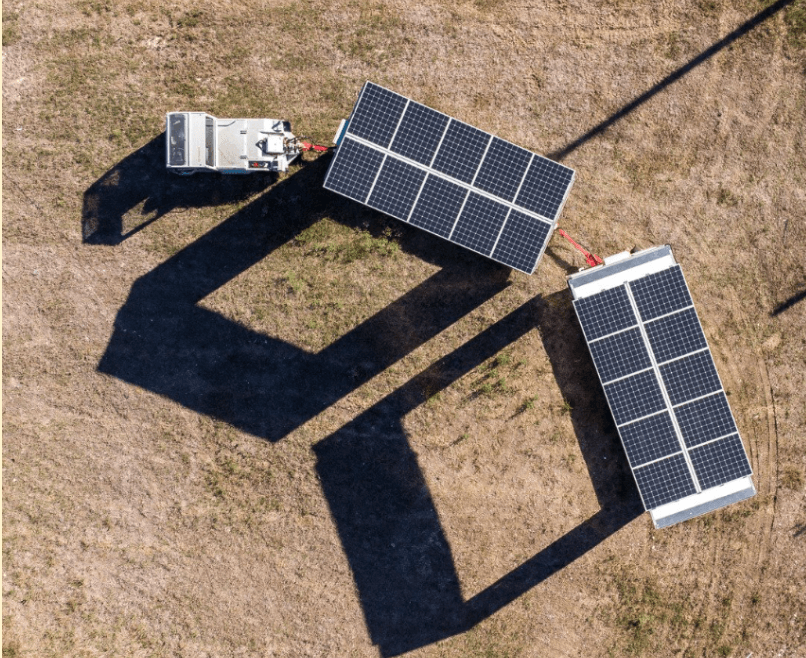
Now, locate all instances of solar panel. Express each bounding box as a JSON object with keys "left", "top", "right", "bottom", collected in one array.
[
  {"left": 568, "top": 246, "right": 755, "bottom": 528},
  {"left": 323, "top": 82, "right": 575, "bottom": 274}
]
